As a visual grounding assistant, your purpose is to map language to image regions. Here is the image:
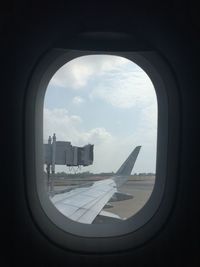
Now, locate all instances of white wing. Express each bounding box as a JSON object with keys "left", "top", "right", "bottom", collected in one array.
[{"left": 50, "top": 179, "right": 117, "bottom": 224}]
